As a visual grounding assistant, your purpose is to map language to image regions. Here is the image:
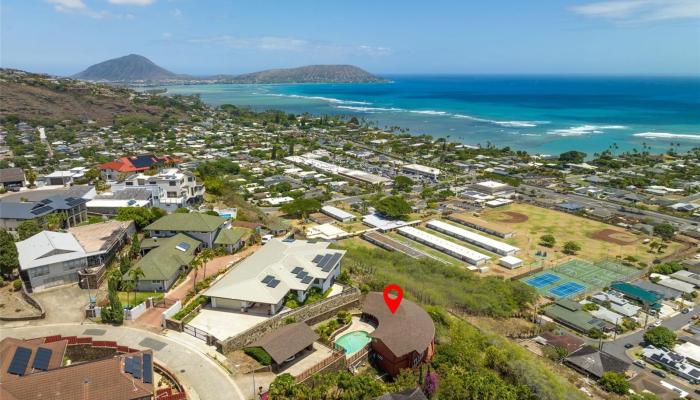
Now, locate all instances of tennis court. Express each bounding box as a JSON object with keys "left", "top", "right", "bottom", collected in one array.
[
  {"left": 549, "top": 282, "right": 586, "bottom": 297},
  {"left": 526, "top": 273, "right": 561, "bottom": 288},
  {"left": 520, "top": 259, "right": 640, "bottom": 299}
]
